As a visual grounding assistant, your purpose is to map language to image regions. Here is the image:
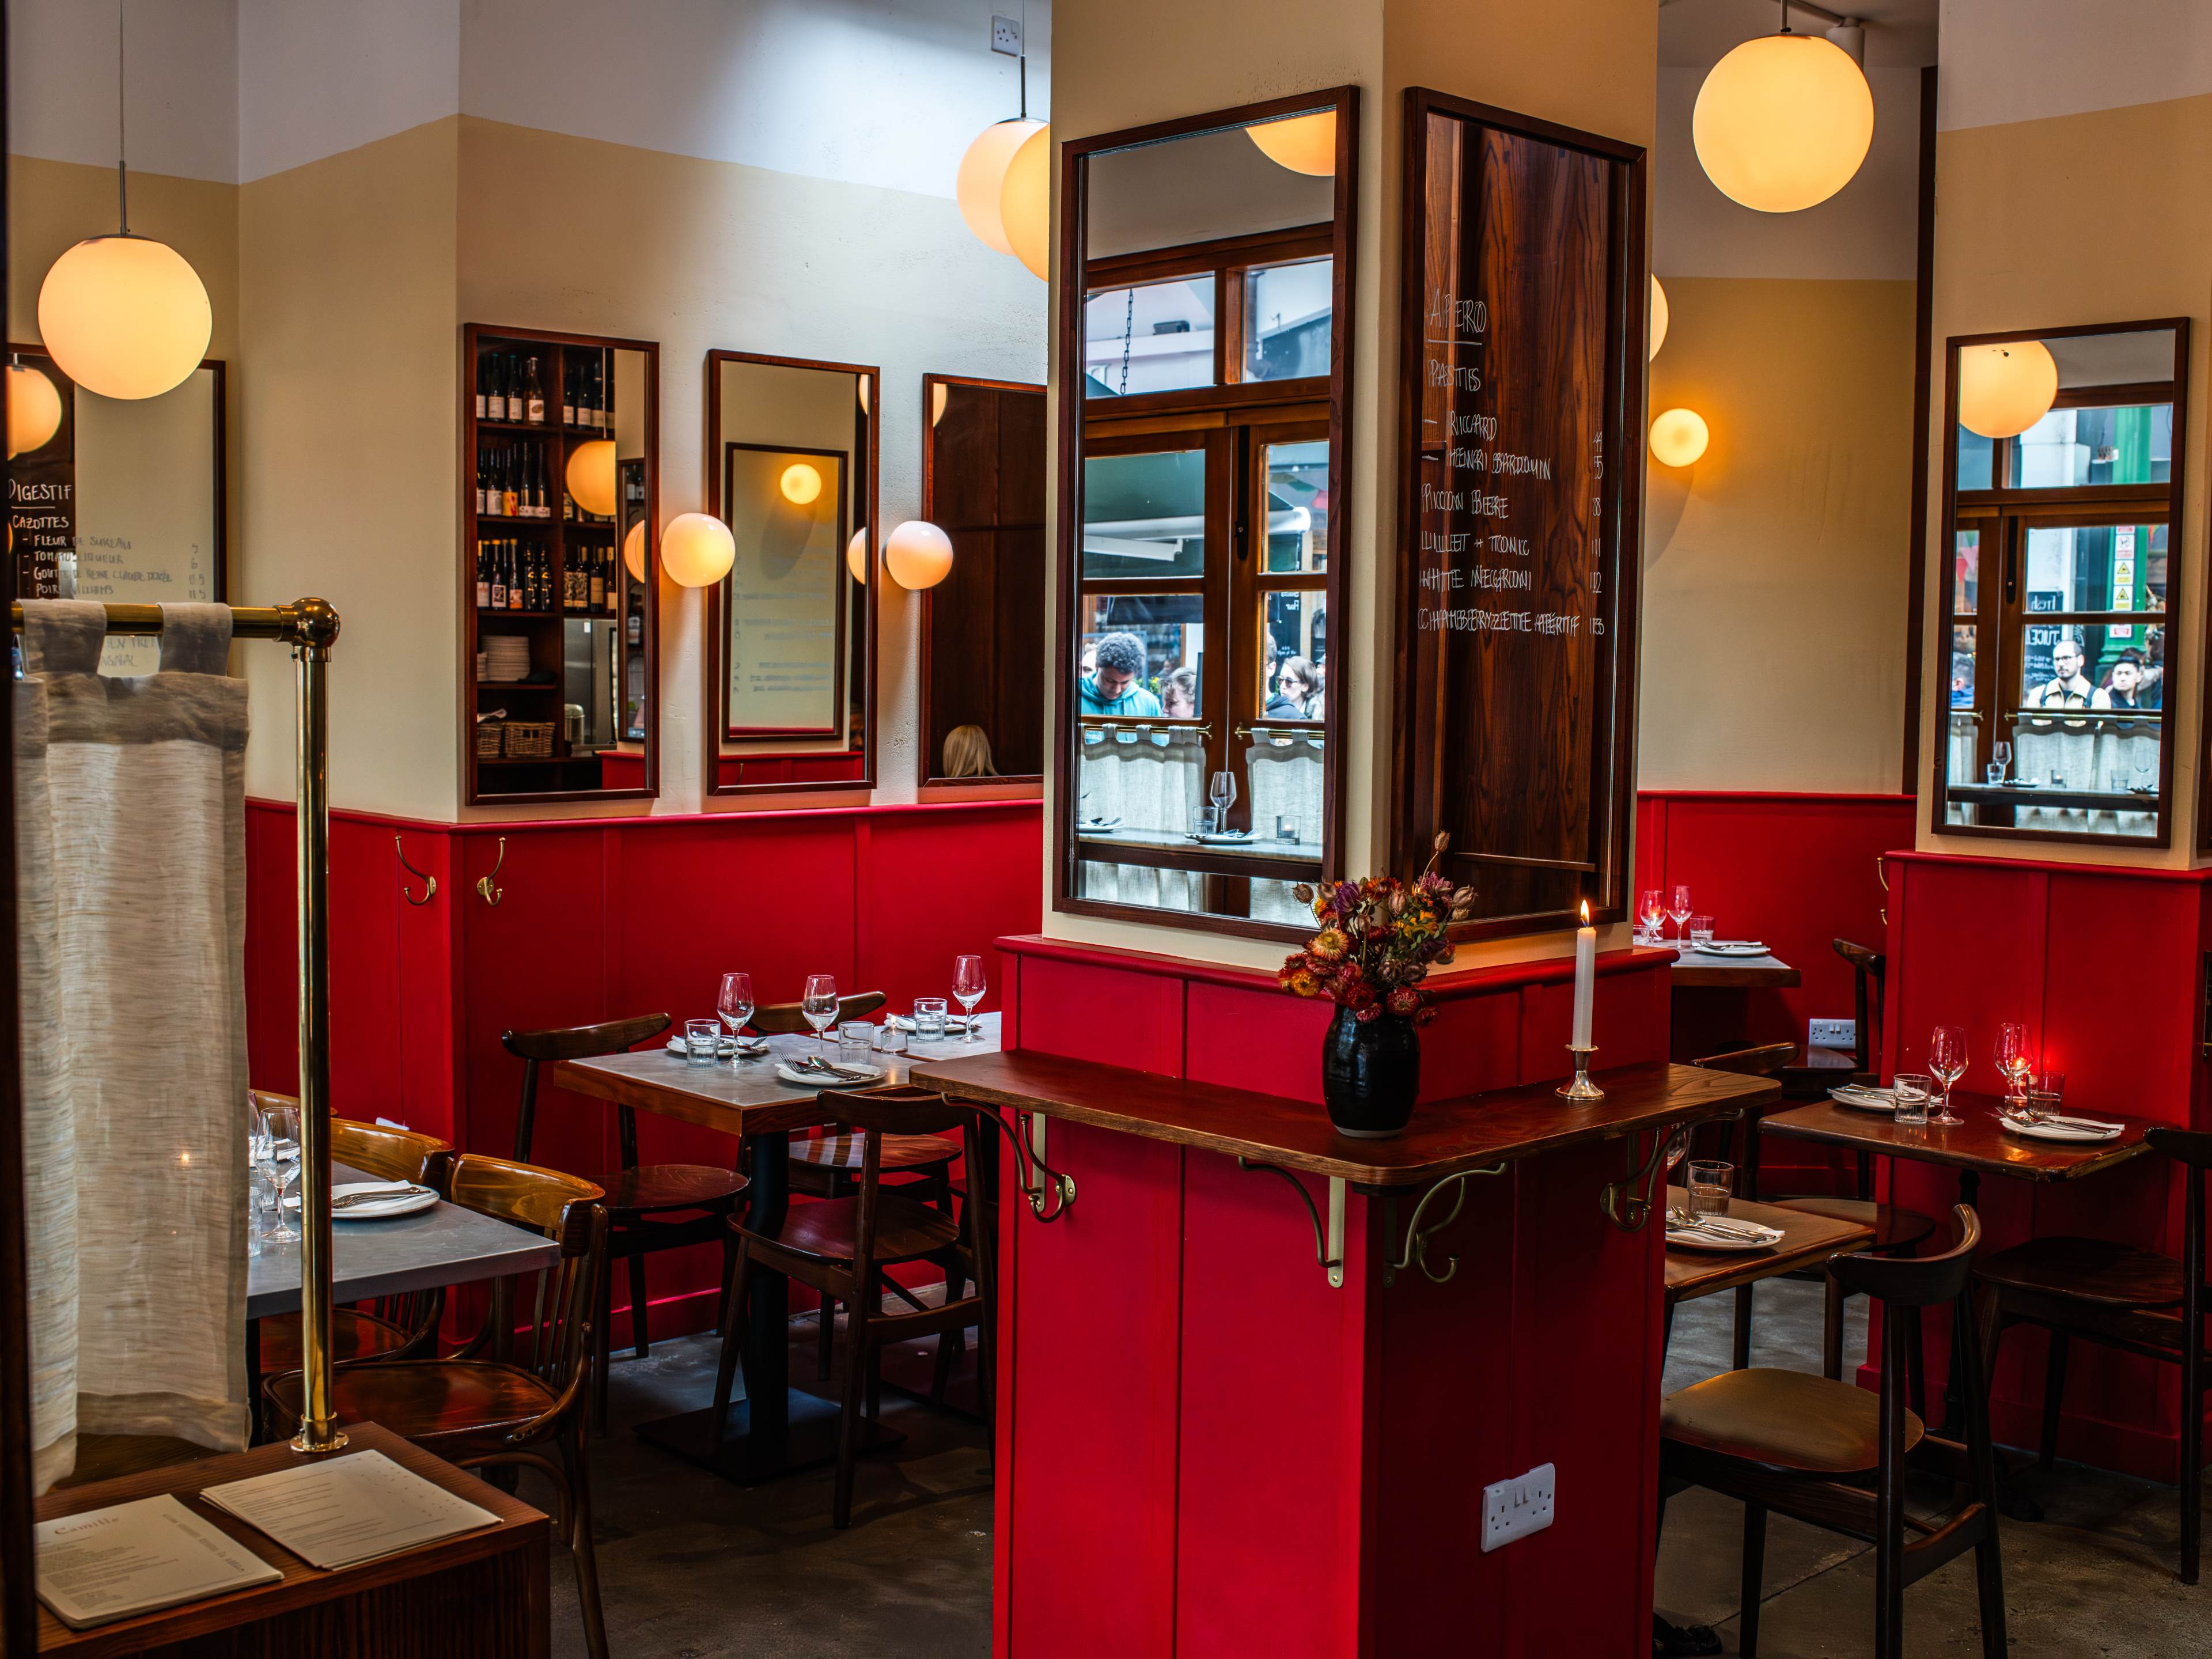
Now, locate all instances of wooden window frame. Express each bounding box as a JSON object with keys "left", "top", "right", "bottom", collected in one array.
[
  {"left": 1931, "top": 317, "right": 2188, "bottom": 849},
  {"left": 1054, "top": 86, "right": 1359, "bottom": 944}
]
